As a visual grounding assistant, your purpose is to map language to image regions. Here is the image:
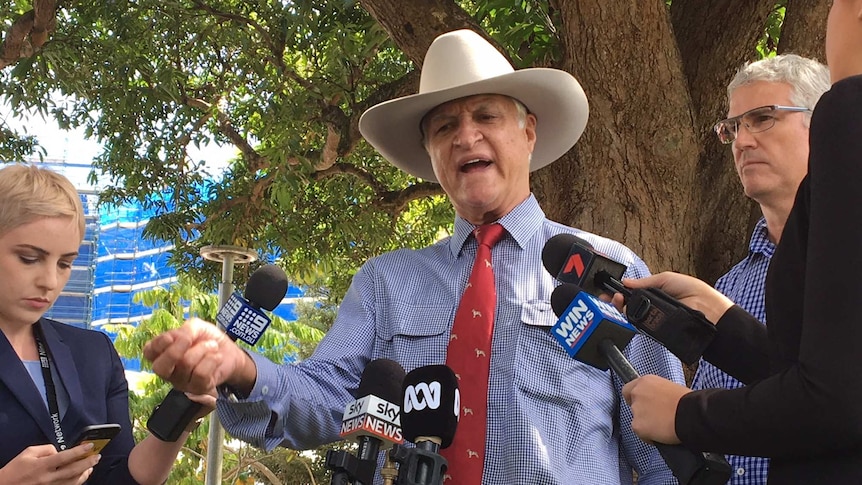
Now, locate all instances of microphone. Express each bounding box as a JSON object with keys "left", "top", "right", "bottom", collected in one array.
[
  {"left": 391, "top": 365, "right": 459, "bottom": 485},
  {"left": 147, "top": 264, "right": 289, "bottom": 442},
  {"left": 550, "top": 284, "right": 731, "bottom": 485},
  {"left": 542, "top": 233, "right": 628, "bottom": 296},
  {"left": 549, "top": 281, "right": 638, "bottom": 369},
  {"left": 217, "top": 264, "right": 288, "bottom": 345},
  {"left": 542, "top": 233, "right": 717, "bottom": 365},
  {"left": 327, "top": 358, "right": 406, "bottom": 485}
]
